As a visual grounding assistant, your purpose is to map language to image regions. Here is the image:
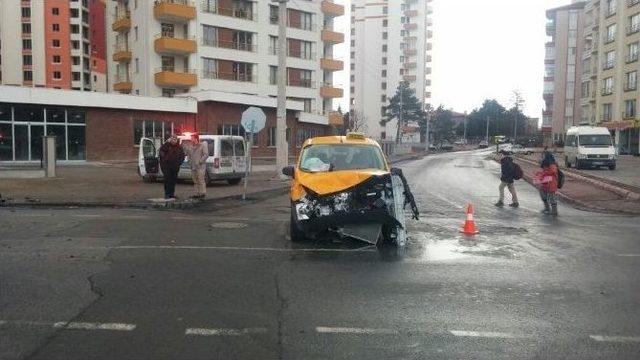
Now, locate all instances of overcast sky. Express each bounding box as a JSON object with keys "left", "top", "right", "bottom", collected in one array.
[{"left": 334, "top": 0, "right": 572, "bottom": 118}]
